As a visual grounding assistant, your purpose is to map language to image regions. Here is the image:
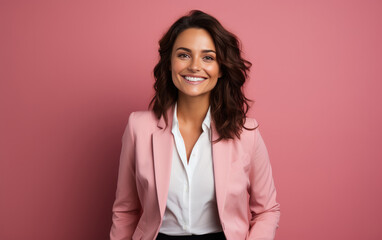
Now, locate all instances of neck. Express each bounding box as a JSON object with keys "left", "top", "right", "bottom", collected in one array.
[{"left": 176, "top": 94, "right": 210, "bottom": 125}]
